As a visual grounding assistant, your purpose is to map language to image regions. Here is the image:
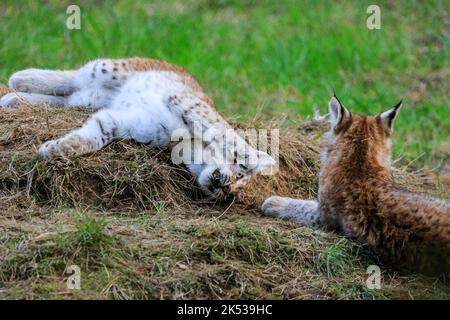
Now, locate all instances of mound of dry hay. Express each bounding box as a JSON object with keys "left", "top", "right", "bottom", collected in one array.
[
  {"left": 2, "top": 92, "right": 449, "bottom": 300},
  {"left": 0, "top": 102, "right": 321, "bottom": 212}
]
